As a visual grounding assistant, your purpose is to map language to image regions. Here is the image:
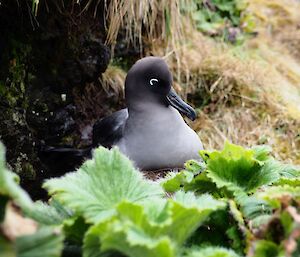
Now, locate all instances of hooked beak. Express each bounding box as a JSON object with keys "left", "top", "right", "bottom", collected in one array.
[{"left": 166, "top": 88, "right": 197, "bottom": 121}]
